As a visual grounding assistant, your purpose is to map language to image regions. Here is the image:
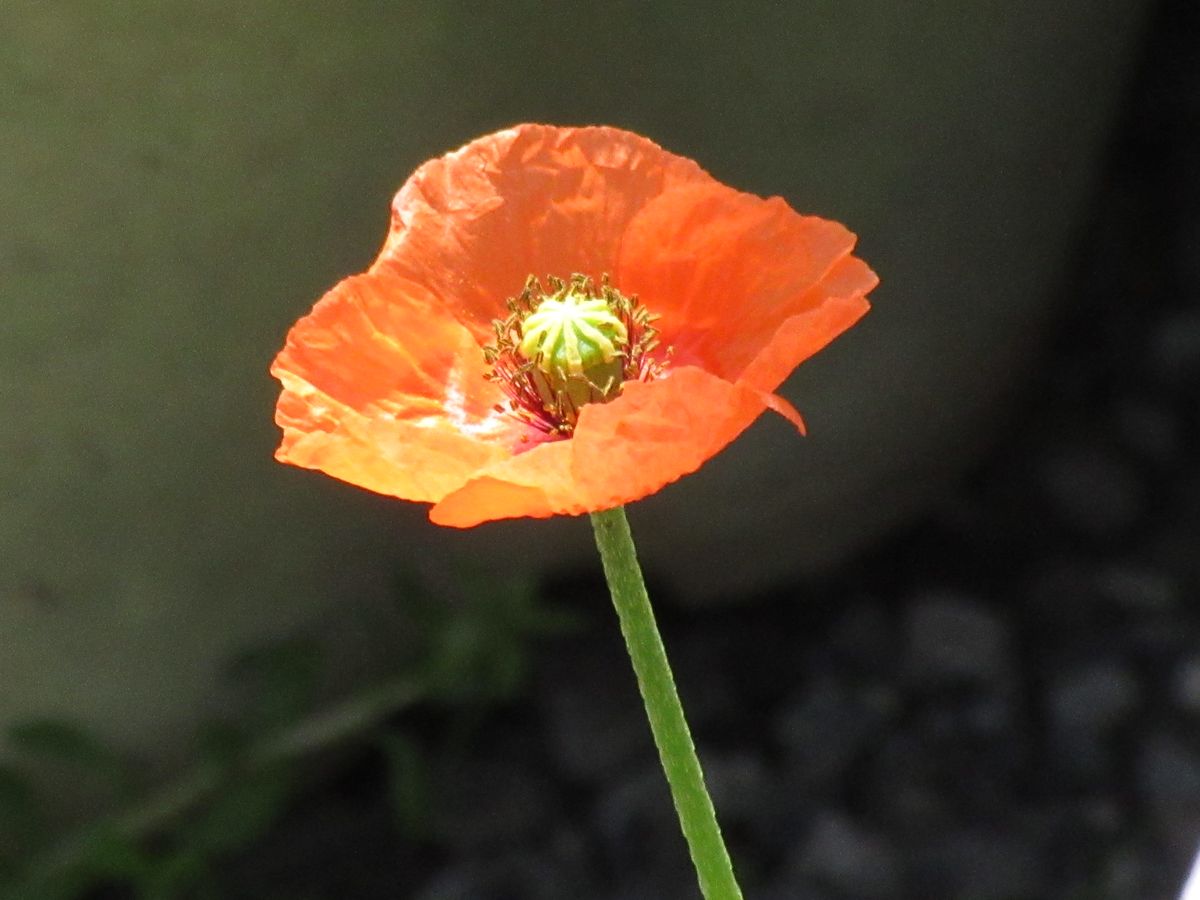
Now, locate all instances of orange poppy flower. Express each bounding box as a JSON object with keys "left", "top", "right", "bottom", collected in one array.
[{"left": 271, "top": 124, "right": 877, "bottom": 528}]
